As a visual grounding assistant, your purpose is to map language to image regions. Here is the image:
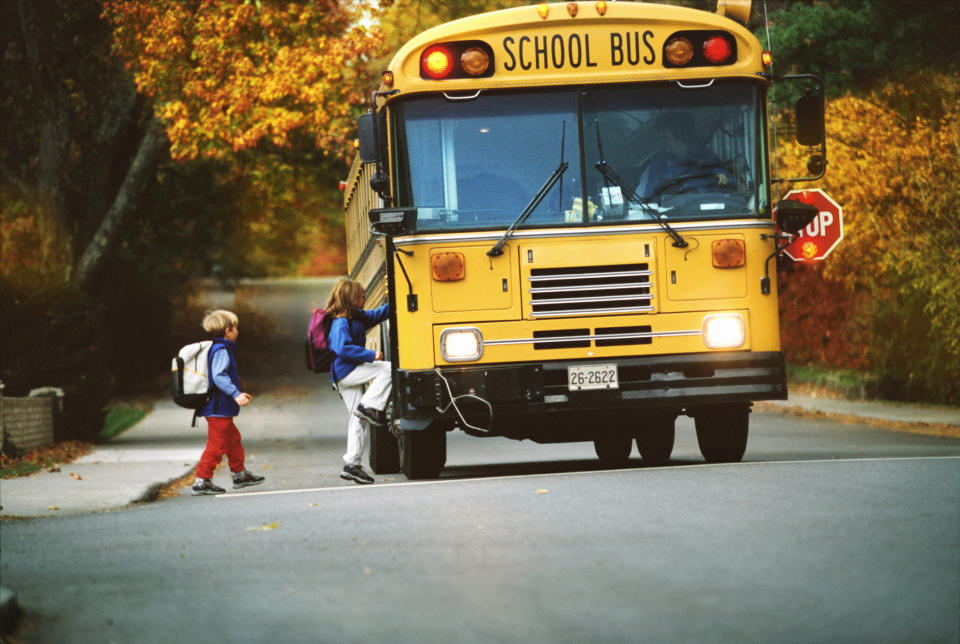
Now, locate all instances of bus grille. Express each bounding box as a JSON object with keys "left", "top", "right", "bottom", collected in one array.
[{"left": 528, "top": 263, "right": 654, "bottom": 318}]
